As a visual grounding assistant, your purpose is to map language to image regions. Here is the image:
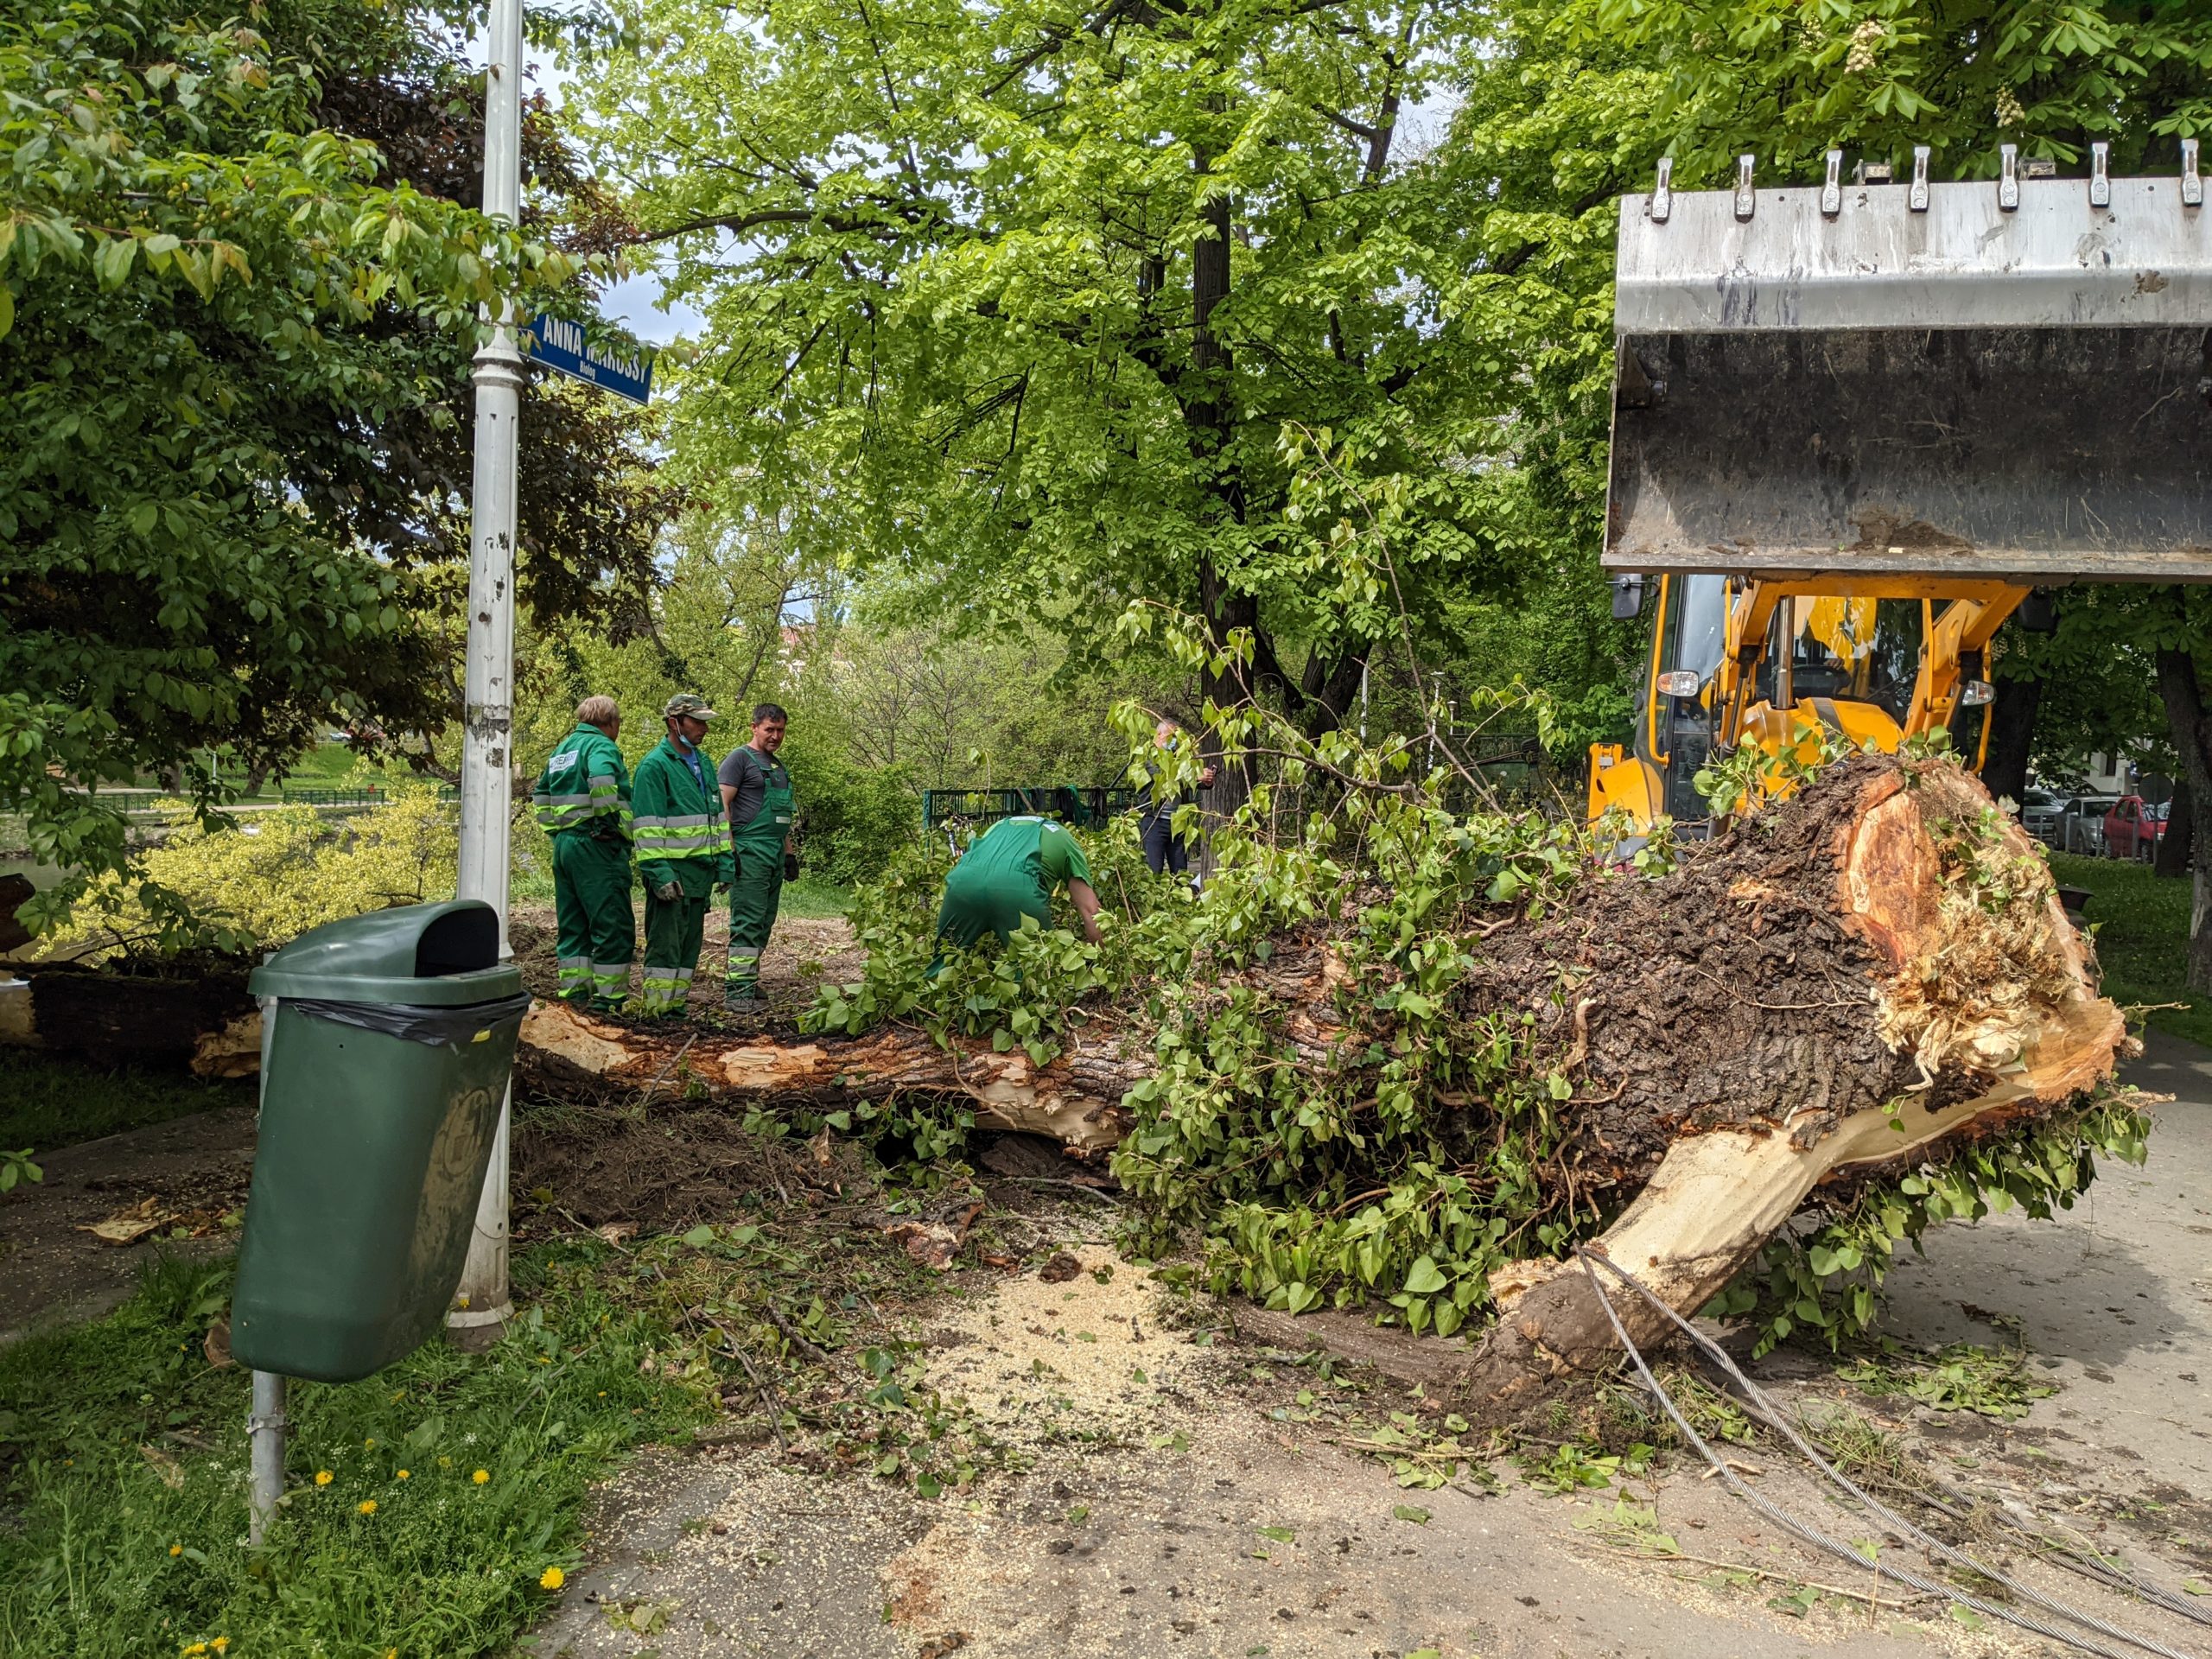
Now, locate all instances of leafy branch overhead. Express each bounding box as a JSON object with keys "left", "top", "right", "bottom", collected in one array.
[{"left": 0, "top": 0, "right": 671, "bottom": 930}]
